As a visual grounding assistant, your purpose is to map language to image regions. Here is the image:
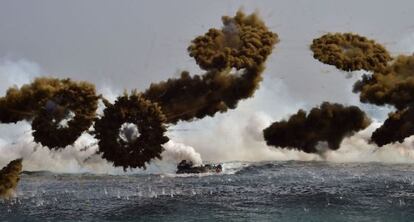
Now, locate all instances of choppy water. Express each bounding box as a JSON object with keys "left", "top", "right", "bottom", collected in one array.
[{"left": 1, "top": 161, "right": 414, "bottom": 221}]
